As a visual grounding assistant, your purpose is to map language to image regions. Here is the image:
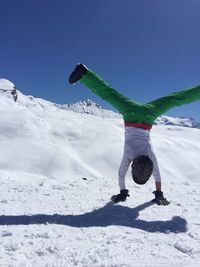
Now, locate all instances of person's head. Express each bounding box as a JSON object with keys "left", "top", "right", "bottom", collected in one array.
[{"left": 131, "top": 155, "right": 153, "bottom": 185}]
